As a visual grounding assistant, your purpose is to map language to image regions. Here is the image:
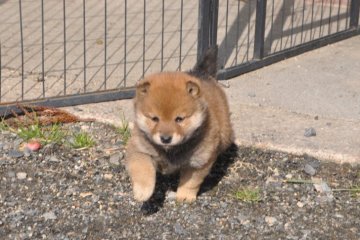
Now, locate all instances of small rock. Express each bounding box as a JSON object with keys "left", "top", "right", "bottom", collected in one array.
[
  {"left": 297, "top": 201, "right": 305, "bottom": 208},
  {"left": 104, "top": 173, "right": 113, "bottom": 180},
  {"left": 167, "top": 191, "right": 177, "bottom": 200},
  {"left": 43, "top": 211, "right": 57, "bottom": 220},
  {"left": 7, "top": 171, "right": 16, "bottom": 178},
  {"left": 174, "top": 223, "right": 186, "bottom": 235},
  {"left": 265, "top": 216, "right": 277, "bottom": 226},
  {"left": 8, "top": 150, "right": 24, "bottom": 158},
  {"left": 314, "top": 182, "right": 332, "bottom": 194},
  {"left": 23, "top": 148, "right": 31, "bottom": 157},
  {"left": 314, "top": 116, "right": 319, "bottom": 120},
  {"left": 285, "top": 174, "right": 293, "bottom": 179},
  {"left": 304, "top": 164, "right": 316, "bottom": 176},
  {"left": 46, "top": 155, "right": 60, "bottom": 162},
  {"left": 16, "top": 172, "right": 27, "bottom": 180},
  {"left": 26, "top": 140, "right": 41, "bottom": 151},
  {"left": 109, "top": 153, "right": 123, "bottom": 166},
  {"left": 304, "top": 128, "right": 316, "bottom": 137},
  {"left": 248, "top": 93, "right": 256, "bottom": 98}
]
